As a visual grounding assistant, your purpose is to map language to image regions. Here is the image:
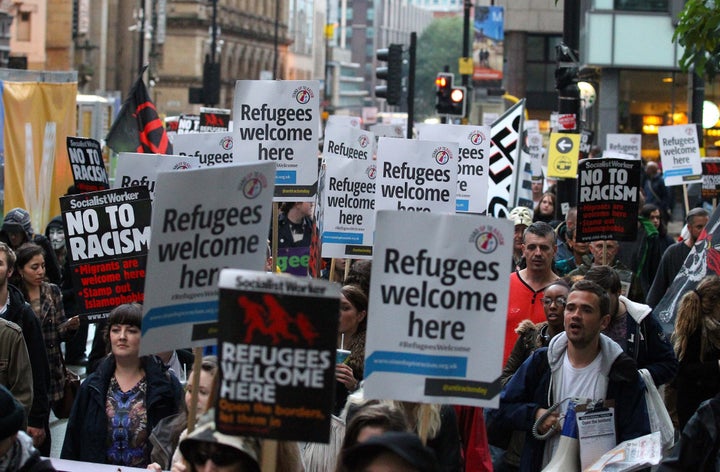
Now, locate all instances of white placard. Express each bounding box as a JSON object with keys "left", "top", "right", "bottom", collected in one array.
[
  {"left": 363, "top": 211, "right": 511, "bottom": 406},
  {"left": 528, "top": 133, "right": 544, "bottom": 178},
  {"left": 658, "top": 124, "right": 702, "bottom": 186},
  {"left": 113, "top": 153, "right": 200, "bottom": 199},
  {"left": 170, "top": 131, "right": 236, "bottom": 167},
  {"left": 376, "top": 138, "right": 457, "bottom": 213},
  {"left": 327, "top": 115, "right": 362, "bottom": 129},
  {"left": 323, "top": 123, "right": 374, "bottom": 160},
  {"left": 232, "top": 80, "right": 320, "bottom": 201},
  {"left": 140, "top": 163, "right": 276, "bottom": 355},
  {"left": 606, "top": 133, "right": 642, "bottom": 160},
  {"left": 369, "top": 123, "right": 405, "bottom": 138},
  {"left": 417, "top": 124, "right": 490, "bottom": 214},
  {"left": 321, "top": 158, "right": 376, "bottom": 259}
]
